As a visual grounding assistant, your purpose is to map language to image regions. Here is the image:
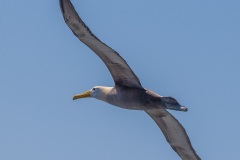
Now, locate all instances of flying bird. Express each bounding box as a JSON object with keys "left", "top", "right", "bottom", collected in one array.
[{"left": 59, "top": 0, "right": 200, "bottom": 159}]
